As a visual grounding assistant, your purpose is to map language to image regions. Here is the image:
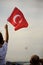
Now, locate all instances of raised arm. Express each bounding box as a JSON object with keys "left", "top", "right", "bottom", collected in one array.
[{"left": 5, "top": 24, "right": 9, "bottom": 43}]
